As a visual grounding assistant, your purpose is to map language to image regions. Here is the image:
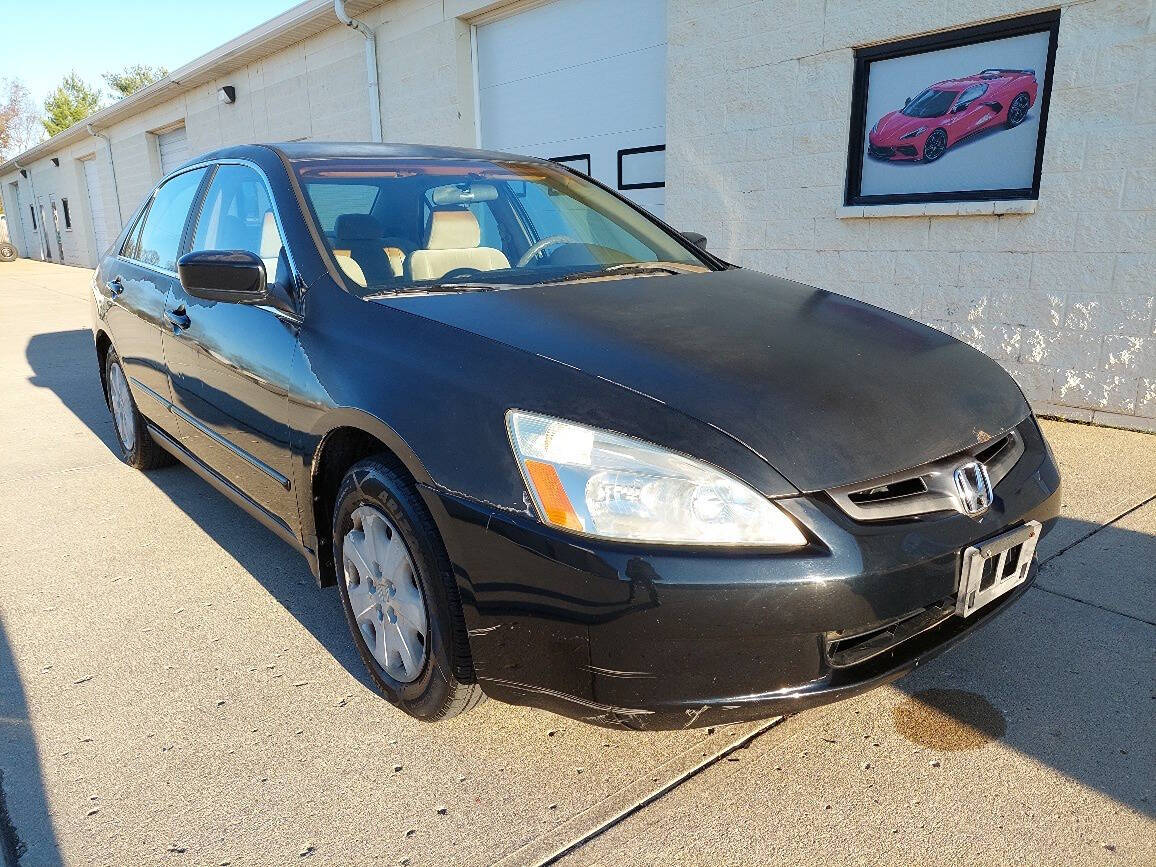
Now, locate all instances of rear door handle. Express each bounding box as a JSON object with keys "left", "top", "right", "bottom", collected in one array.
[
  {"left": 165, "top": 306, "right": 191, "bottom": 330},
  {"left": 107, "top": 277, "right": 124, "bottom": 297}
]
